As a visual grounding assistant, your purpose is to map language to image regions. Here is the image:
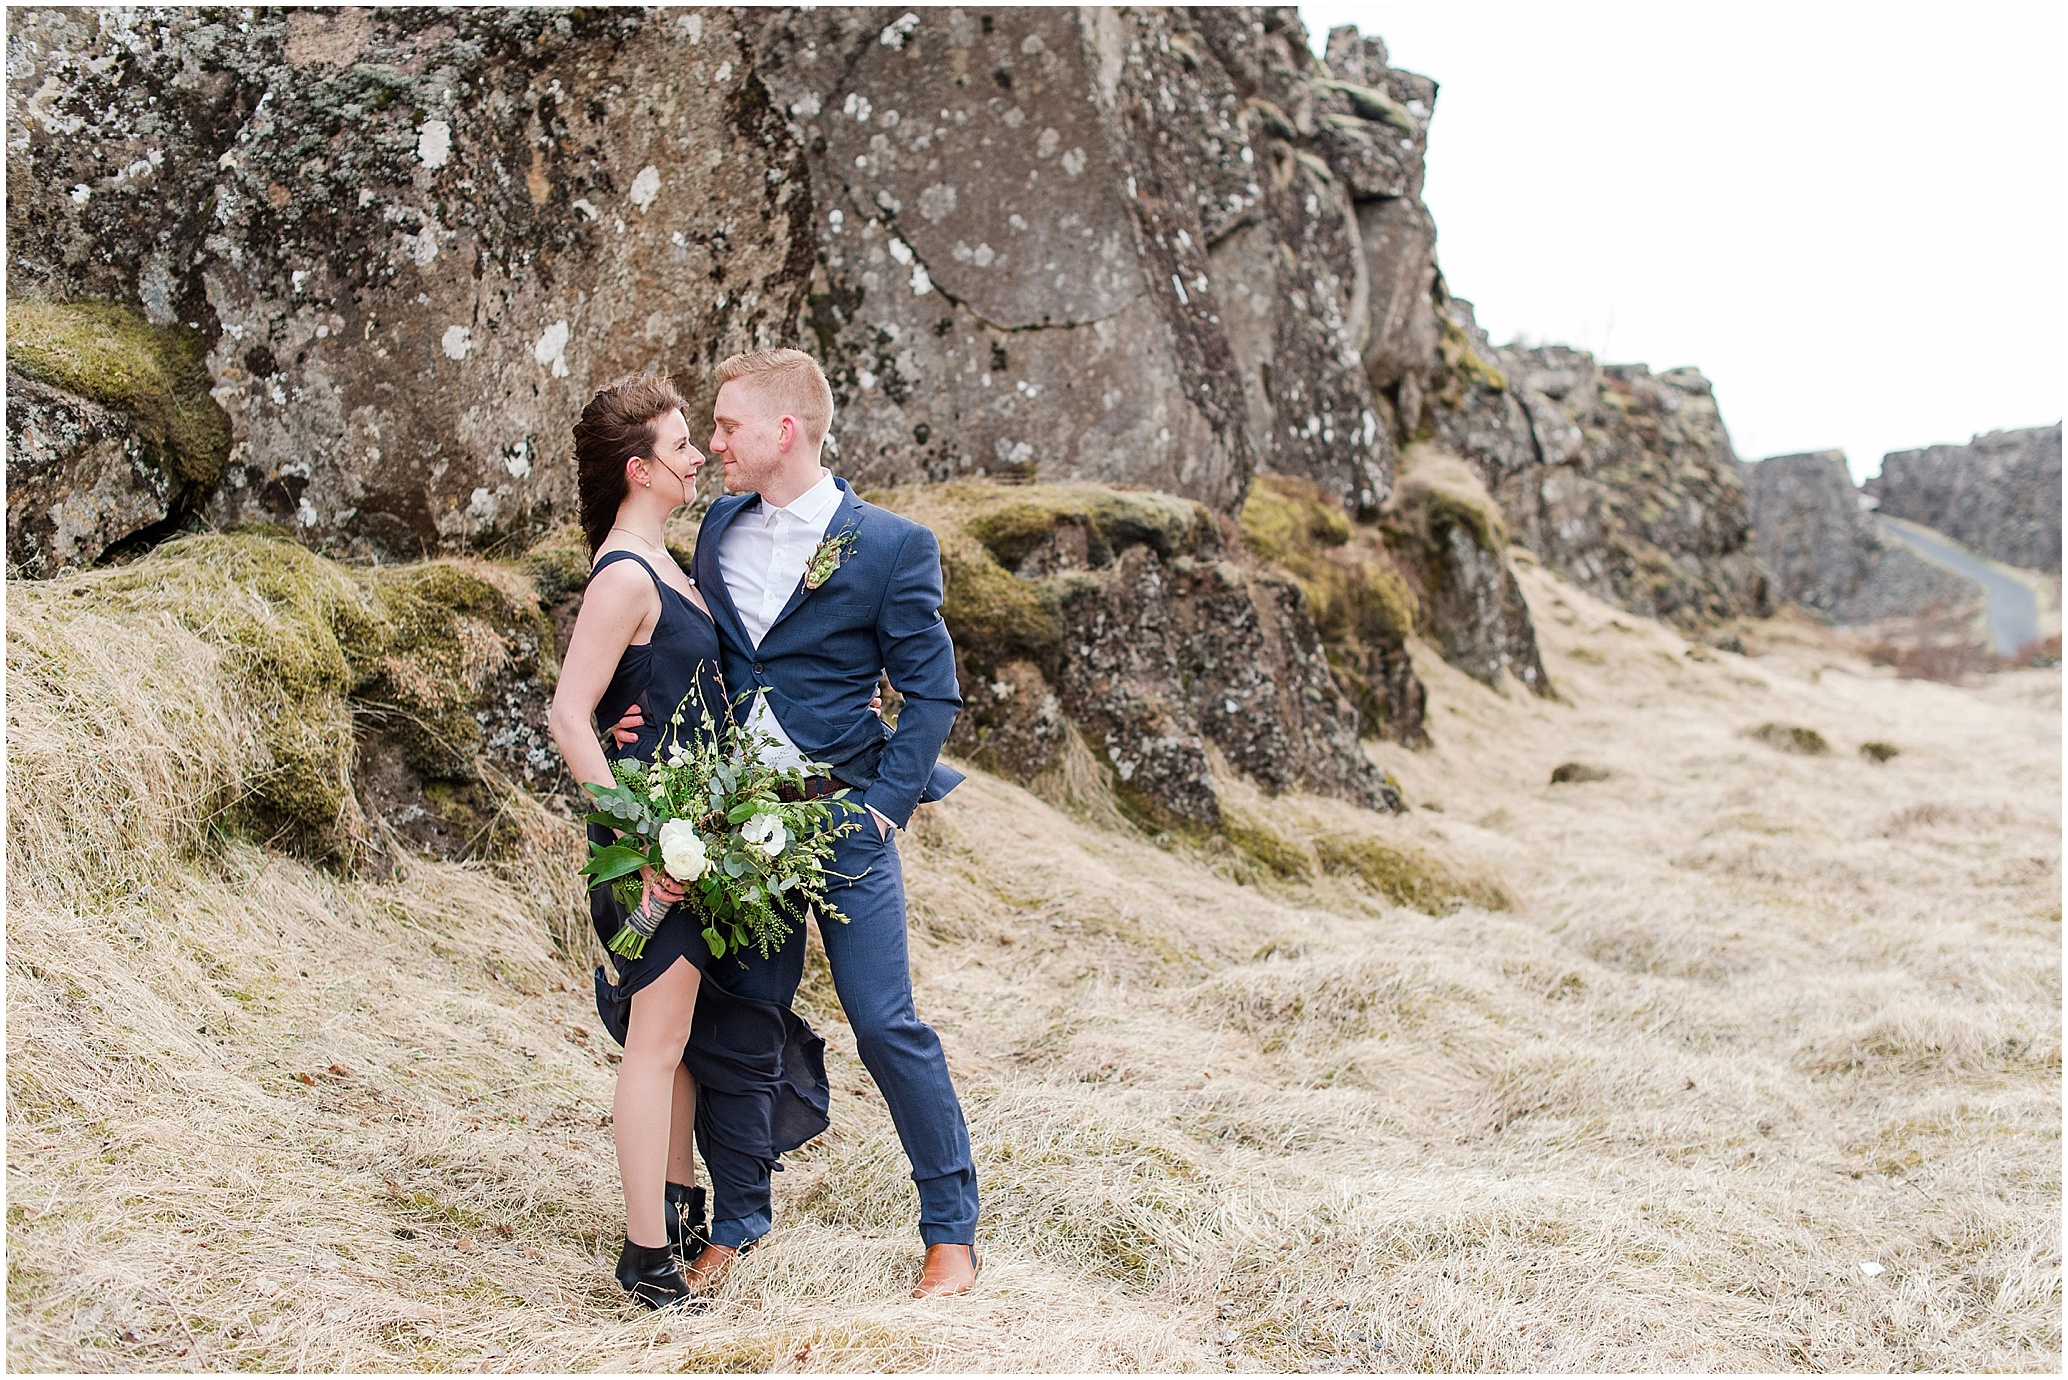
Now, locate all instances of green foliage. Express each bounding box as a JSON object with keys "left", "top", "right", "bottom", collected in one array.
[
  {"left": 583, "top": 681, "right": 863, "bottom": 961},
  {"left": 6, "top": 299, "right": 231, "bottom": 487},
  {"left": 1550, "top": 762, "right": 1610, "bottom": 785},
  {"left": 1859, "top": 741, "right": 1901, "bottom": 764},
  {"left": 1748, "top": 723, "right": 1831, "bottom": 757}
]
